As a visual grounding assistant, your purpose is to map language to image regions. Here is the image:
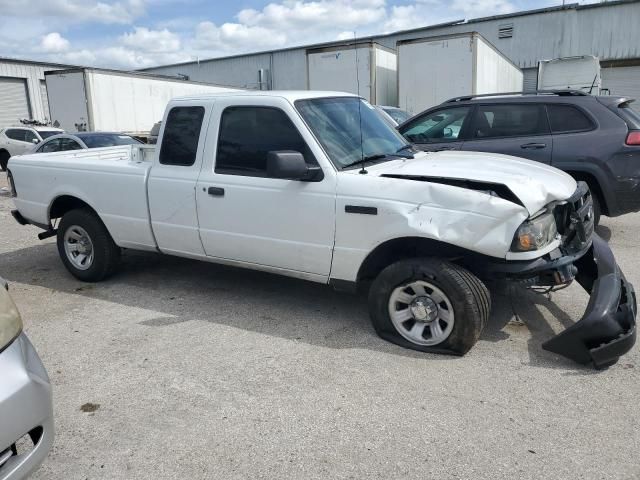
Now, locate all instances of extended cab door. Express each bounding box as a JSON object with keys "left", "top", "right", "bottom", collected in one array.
[
  {"left": 147, "top": 103, "right": 210, "bottom": 257},
  {"left": 461, "top": 103, "right": 553, "bottom": 164},
  {"left": 398, "top": 106, "right": 472, "bottom": 152},
  {"left": 195, "top": 97, "right": 336, "bottom": 278}
]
